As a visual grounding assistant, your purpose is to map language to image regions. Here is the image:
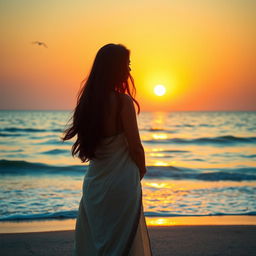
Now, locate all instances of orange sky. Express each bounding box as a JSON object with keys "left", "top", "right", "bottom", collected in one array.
[{"left": 1, "top": 0, "right": 255, "bottom": 111}]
